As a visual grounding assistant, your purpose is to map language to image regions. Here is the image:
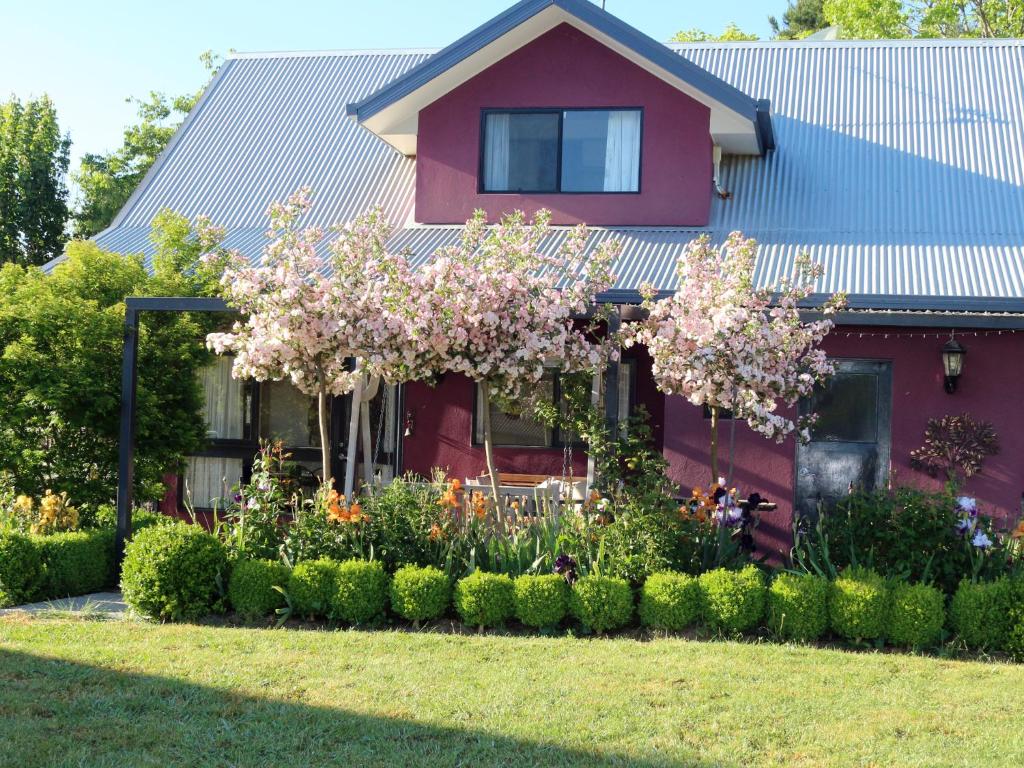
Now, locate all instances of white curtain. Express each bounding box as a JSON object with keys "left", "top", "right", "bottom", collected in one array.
[
  {"left": 200, "top": 356, "right": 243, "bottom": 440},
  {"left": 483, "top": 113, "right": 511, "bottom": 191},
  {"left": 185, "top": 457, "right": 243, "bottom": 510},
  {"left": 603, "top": 110, "right": 641, "bottom": 192}
]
